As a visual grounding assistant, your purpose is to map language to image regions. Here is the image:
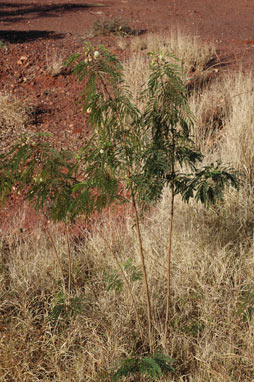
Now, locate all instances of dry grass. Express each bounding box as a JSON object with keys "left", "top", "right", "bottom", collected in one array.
[
  {"left": 2, "top": 31, "right": 254, "bottom": 381},
  {"left": 122, "top": 30, "right": 217, "bottom": 96},
  {"left": 45, "top": 49, "right": 65, "bottom": 77},
  {"left": 123, "top": 30, "right": 217, "bottom": 107},
  {"left": 188, "top": 78, "right": 232, "bottom": 153},
  {"left": 189, "top": 69, "right": 254, "bottom": 177},
  {"left": 130, "top": 30, "right": 216, "bottom": 71},
  {"left": 123, "top": 53, "right": 150, "bottom": 107},
  {"left": 0, "top": 92, "right": 34, "bottom": 152},
  {"left": 91, "top": 18, "right": 139, "bottom": 37},
  {"left": 0, "top": 92, "right": 33, "bottom": 129},
  {"left": 218, "top": 71, "right": 254, "bottom": 183},
  {"left": 2, "top": 185, "right": 254, "bottom": 381}
]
